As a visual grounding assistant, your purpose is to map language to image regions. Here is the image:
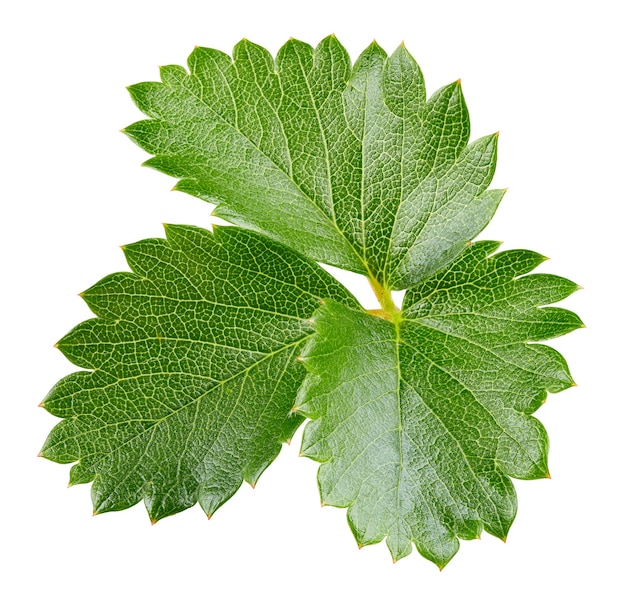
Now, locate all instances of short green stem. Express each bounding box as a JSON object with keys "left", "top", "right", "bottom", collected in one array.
[{"left": 368, "top": 277, "right": 401, "bottom": 322}]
